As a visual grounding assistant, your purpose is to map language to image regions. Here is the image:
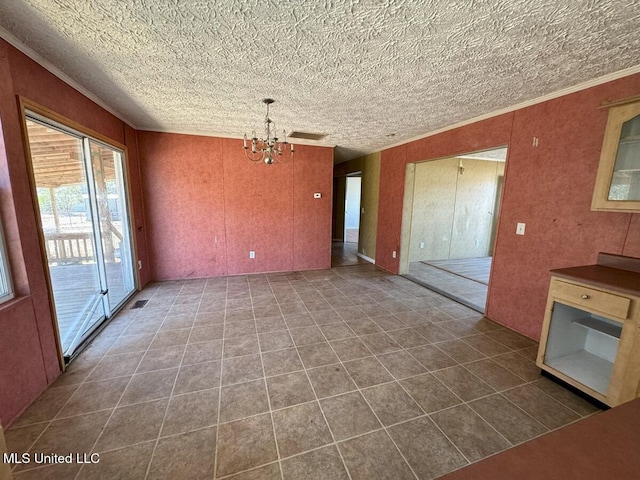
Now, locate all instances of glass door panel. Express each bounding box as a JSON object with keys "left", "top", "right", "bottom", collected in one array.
[
  {"left": 25, "top": 119, "right": 106, "bottom": 357},
  {"left": 88, "top": 140, "right": 135, "bottom": 310}
]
